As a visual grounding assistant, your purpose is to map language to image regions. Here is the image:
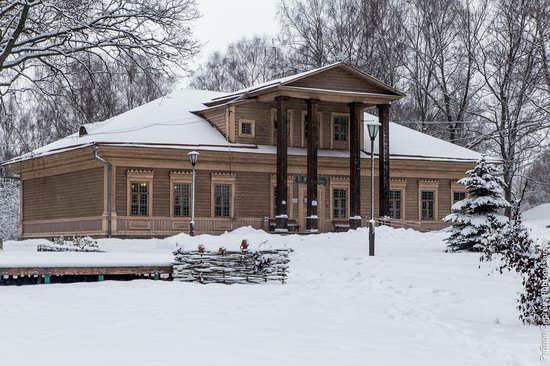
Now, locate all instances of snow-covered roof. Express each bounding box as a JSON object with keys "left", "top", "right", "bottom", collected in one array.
[
  {"left": 207, "top": 62, "right": 404, "bottom": 105},
  {"left": 2, "top": 89, "right": 485, "bottom": 166},
  {"left": 363, "top": 113, "right": 485, "bottom": 162}
]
